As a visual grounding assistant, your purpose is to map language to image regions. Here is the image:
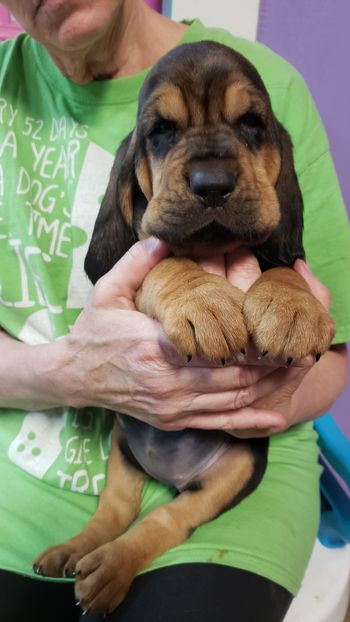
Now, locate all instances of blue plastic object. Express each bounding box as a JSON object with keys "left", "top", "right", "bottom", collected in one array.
[{"left": 314, "top": 413, "right": 350, "bottom": 548}]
